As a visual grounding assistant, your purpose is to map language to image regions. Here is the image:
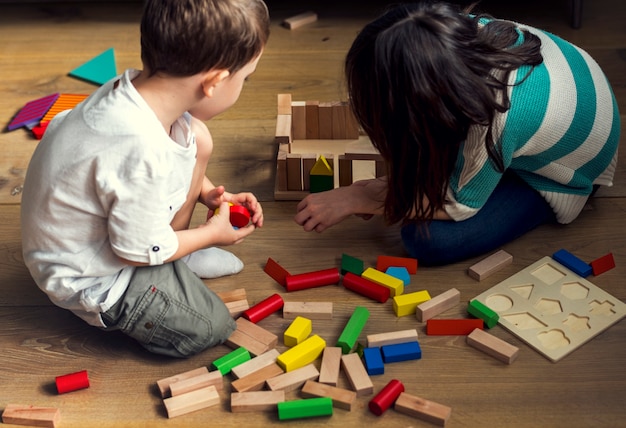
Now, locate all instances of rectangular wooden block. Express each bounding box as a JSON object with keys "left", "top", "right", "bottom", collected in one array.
[
  {"left": 336, "top": 306, "right": 370, "bottom": 354},
  {"left": 305, "top": 101, "right": 319, "bottom": 139},
  {"left": 318, "top": 102, "right": 333, "bottom": 139},
  {"left": 170, "top": 370, "right": 223, "bottom": 397},
  {"left": 286, "top": 153, "right": 303, "bottom": 191},
  {"left": 282, "top": 11, "right": 318, "bottom": 30},
  {"left": 291, "top": 101, "right": 306, "bottom": 139},
  {"left": 331, "top": 101, "right": 346, "bottom": 139},
  {"left": 163, "top": 385, "right": 220, "bottom": 418},
  {"left": 468, "top": 250, "right": 513, "bottom": 280},
  {"left": 275, "top": 114, "right": 292, "bottom": 145},
  {"left": 224, "top": 299, "right": 250, "bottom": 318},
  {"left": 276, "top": 149, "right": 288, "bottom": 192},
  {"left": 367, "top": 329, "right": 419, "bottom": 348},
  {"left": 467, "top": 328, "right": 520, "bottom": 364},
  {"left": 591, "top": 252, "right": 615, "bottom": 276},
  {"left": 284, "top": 316, "right": 313, "bottom": 347},
  {"left": 283, "top": 301, "right": 333, "bottom": 320},
  {"left": 264, "top": 257, "right": 290, "bottom": 287},
  {"left": 266, "top": 363, "right": 319, "bottom": 392},
  {"left": 393, "top": 290, "right": 431, "bottom": 317},
  {"left": 301, "top": 380, "right": 357, "bottom": 410},
  {"left": 157, "top": 367, "right": 209, "bottom": 398},
  {"left": 338, "top": 155, "right": 353, "bottom": 187},
  {"left": 302, "top": 153, "right": 316, "bottom": 191},
  {"left": 277, "top": 93, "right": 292, "bottom": 115},
  {"left": 277, "top": 334, "right": 325, "bottom": 372},
  {"left": 231, "top": 363, "right": 284, "bottom": 392},
  {"left": 426, "top": 319, "right": 484, "bottom": 335},
  {"left": 230, "top": 390, "right": 285, "bottom": 413},
  {"left": 236, "top": 318, "right": 279, "bottom": 349},
  {"left": 341, "top": 353, "right": 373, "bottom": 396},
  {"left": 318, "top": 346, "right": 342, "bottom": 386},
  {"left": 394, "top": 392, "right": 452, "bottom": 426},
  {"left": 416, "top": 288, "right": 461, "bottom": 322},
  {"left": 2, "top": 404, "right": 60, "bottom": 428},
  {"left": 381, "top": 341, "right": 421, "bottom": 363},
  {"left": 361, "top": 267, "right": 404, "bottom": 297},
  {"left": 230, "top": 349, "right": 280, "bottom": 380},
  {"left": 552, "top": 248, "right": 593, "bottom": 277},
  {"left": 217, "top": 288, "right": 249, "bottom": 318}
]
